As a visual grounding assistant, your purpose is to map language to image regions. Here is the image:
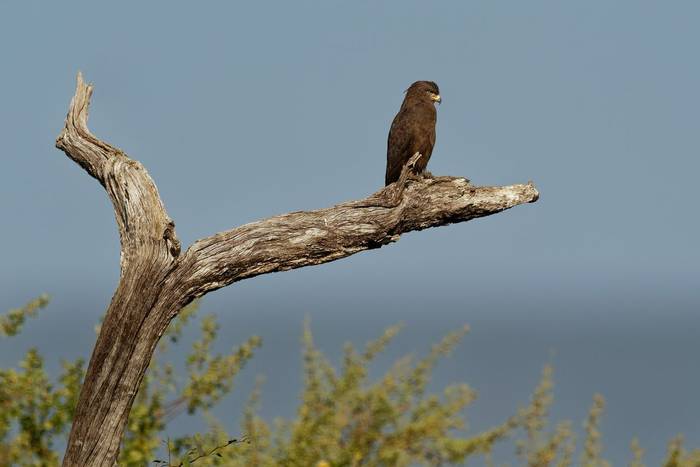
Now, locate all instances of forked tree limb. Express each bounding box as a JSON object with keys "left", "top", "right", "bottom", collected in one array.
[{"left": 56, "top": 73, "right": 538, "bottom": 466}]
